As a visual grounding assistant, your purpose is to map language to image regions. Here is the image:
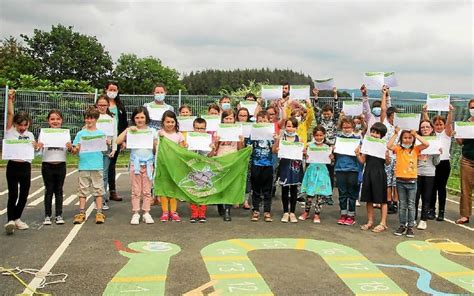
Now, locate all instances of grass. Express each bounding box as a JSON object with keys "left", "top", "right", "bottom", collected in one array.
[{"left": 447, "top": 172, "right": 461, "bottom": 192}]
